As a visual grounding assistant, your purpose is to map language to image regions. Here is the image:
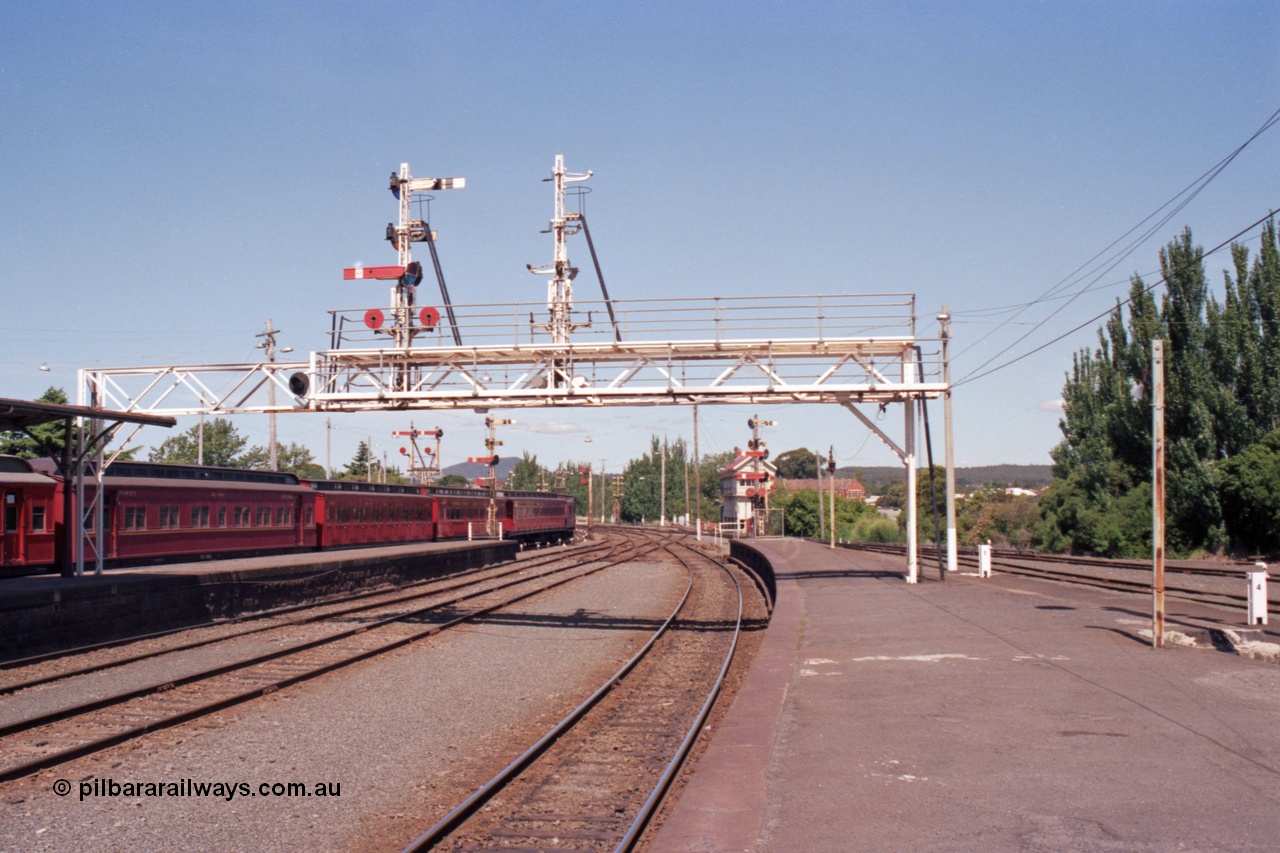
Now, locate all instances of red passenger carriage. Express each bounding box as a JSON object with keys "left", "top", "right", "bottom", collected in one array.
[
  {"left": 304, "top": 479, "right": 434, "bottom": 548},
  {"left": 500, "top": 490, "right": 575, "bottom": 545},
  {"left": 0, "top": 456, "right": 58, "bottom": 571},
  {"left": 429, "top": 486, "right": 495, "bottom": 540},
  {"left": 95, "top": 462, "right": 318, "bottom": 565}
]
